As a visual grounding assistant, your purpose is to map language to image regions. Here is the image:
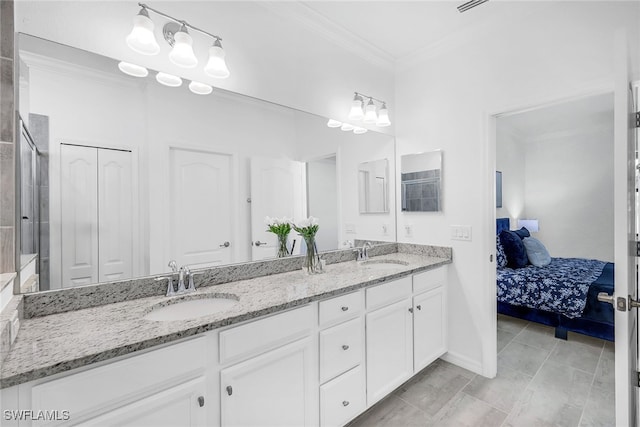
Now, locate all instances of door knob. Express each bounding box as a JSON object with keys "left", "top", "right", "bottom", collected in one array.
[
  {"left": 598, "top": 292, "right": 632, "bottom": 312},
  {"left": 219, "top": 241, "right": 230, "bottom": 248},
  {"left": 197, "top": 396, "right": 205, "bottom": 407},
  {"left": 254, "top": 241, "right": 267, "bottom": 246},
  {"left": 226, "top": 386, "right": 233, "bottom": 396},
  {"left": 342, "top": 345, "right": 349, "bottom": 351},
  {"left": 417, "top": 305, "right": 422, "bottom": 310},
  {"left": 408, "top": 307, "right": 414, "bottom": 313}
]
